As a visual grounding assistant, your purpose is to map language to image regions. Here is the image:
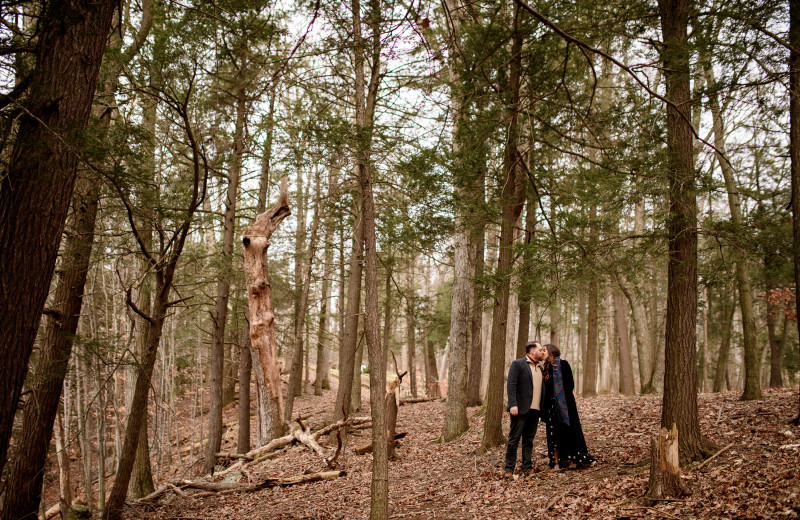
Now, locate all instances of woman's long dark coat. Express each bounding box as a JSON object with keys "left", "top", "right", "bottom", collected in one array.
[{"left": 541, "top": 359, "right": 592, "bottom": 460}]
